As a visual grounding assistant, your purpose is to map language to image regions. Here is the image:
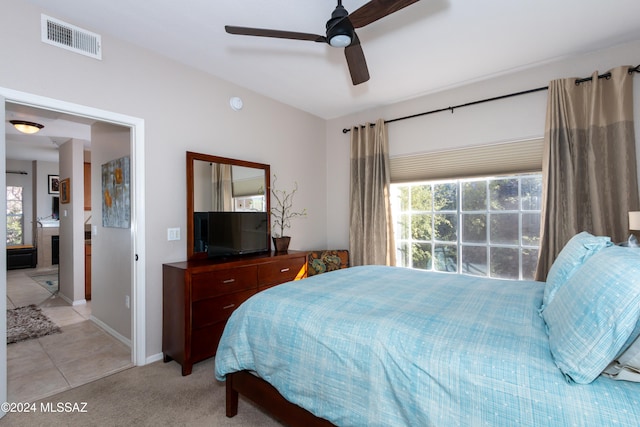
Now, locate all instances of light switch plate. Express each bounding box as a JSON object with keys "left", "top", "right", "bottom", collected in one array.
[{"left": 167, "top": 227, "right": 180, "bottom": 241}]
